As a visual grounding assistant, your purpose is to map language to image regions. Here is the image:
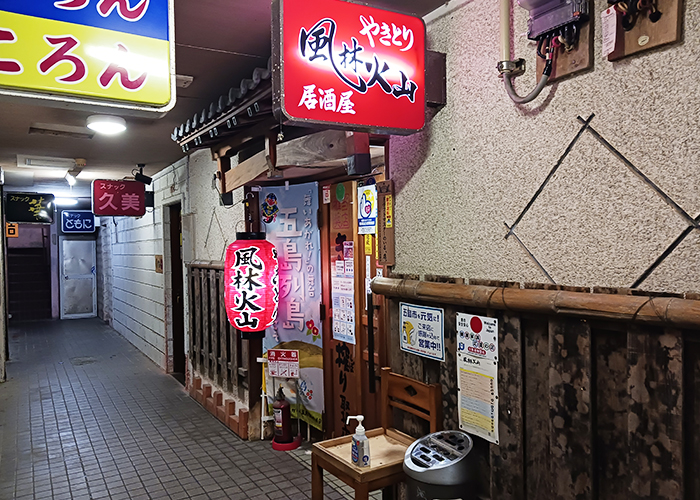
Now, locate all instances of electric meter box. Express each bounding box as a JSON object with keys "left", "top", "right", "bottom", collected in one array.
[
  {"left": 403, "top": 430, "right": 478, "bottom": 500},
  {"left": 517, "top": 0, "right": 589, "bottom": 39}
]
